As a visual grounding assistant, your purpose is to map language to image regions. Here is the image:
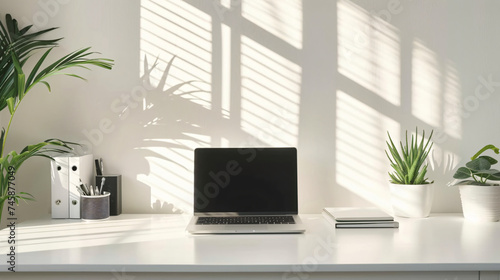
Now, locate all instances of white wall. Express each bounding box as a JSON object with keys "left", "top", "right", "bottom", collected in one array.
[{"left": 1, "top": 0, "right": 500, "bottom": 225}]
